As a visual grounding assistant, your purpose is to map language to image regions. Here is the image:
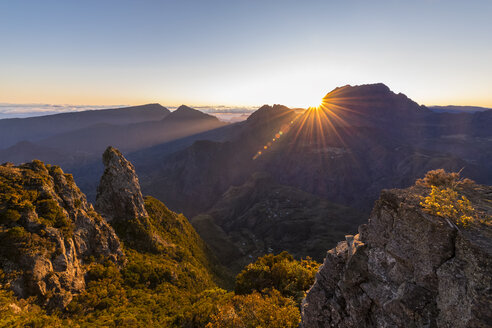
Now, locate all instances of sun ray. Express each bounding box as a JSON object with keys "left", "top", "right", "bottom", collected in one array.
[{"left": 252, "top": 90, "right": 368, "bottom": 161}]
